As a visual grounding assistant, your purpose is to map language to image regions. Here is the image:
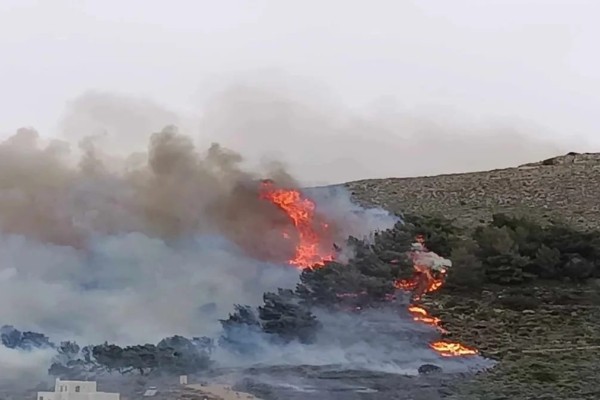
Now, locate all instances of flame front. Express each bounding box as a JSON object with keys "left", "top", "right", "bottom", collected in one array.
[
  {"left": 260, "top": 181, "right": 334, "bottom": 268},
  {"left": 399, "top": 236, "right": 479, "bottom": 358},
  {"left": 395, "top": 267, "right": 446, "bottom": 297},
  {"left": 394, "top": 235, "right": 446, "bottom": 299},
  {"left": 407, "top": 305, "right": 447, "bottom": 334},
  {"left": 259, "top": 185, "right": 478, "bottom": 359},
  {"left": 429, "top": 341, "right": 478, "bottom": 357}
]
